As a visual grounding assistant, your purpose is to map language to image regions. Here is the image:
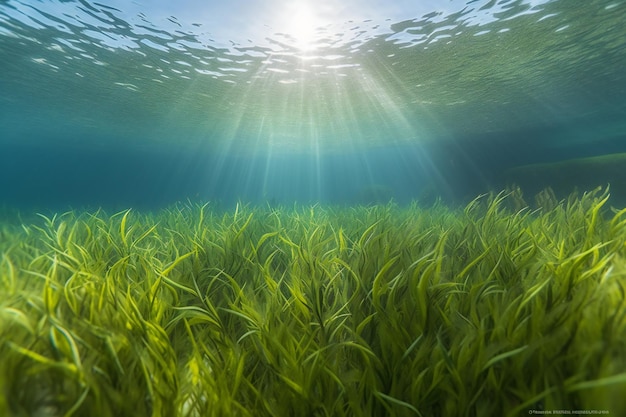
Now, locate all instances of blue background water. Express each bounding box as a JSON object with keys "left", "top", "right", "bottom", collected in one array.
[{"left": 1, "top": 0, "right": 625, "bottom": 212}]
